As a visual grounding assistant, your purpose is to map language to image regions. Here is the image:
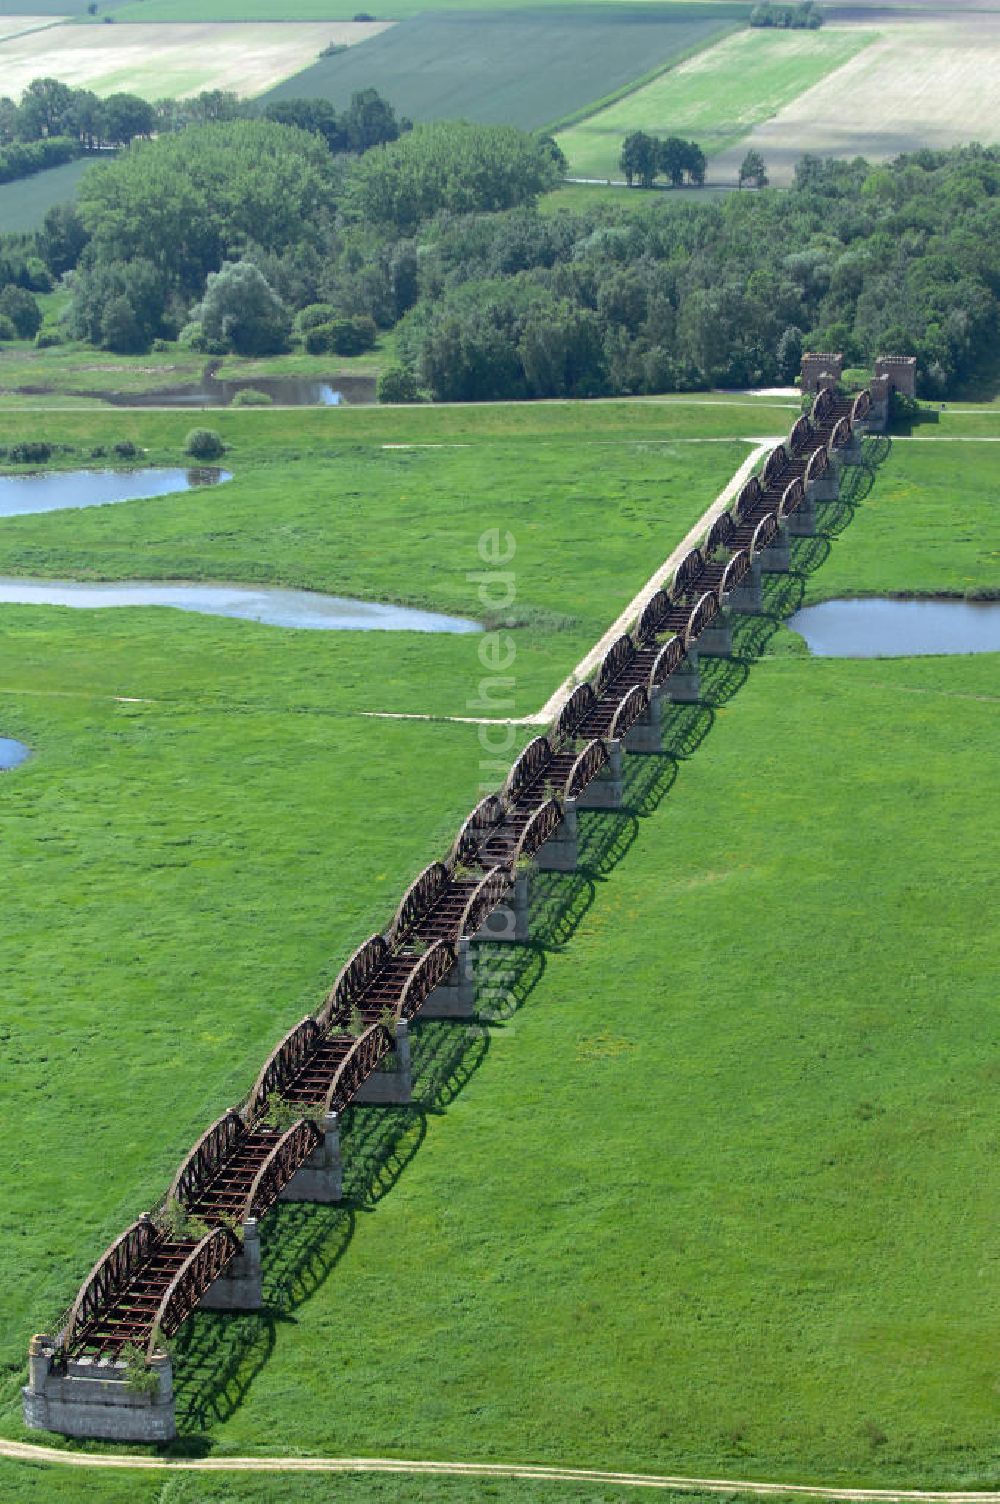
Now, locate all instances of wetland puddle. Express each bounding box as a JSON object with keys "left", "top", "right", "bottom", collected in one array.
[
  {"left": 0, "top": 466, "right": 230, "bottom": 518},
  {"left": 0, "top": 736, "right": 29, "bottom": 770},
  {"left": 102, "top": 374, "right": 377, "bottom": 408},
  {"left": 789, "top": 597, "right": 1000, "bottom": 657},
  {"left": 0, "top": 578, "right": 480, "bottom": 633}
]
